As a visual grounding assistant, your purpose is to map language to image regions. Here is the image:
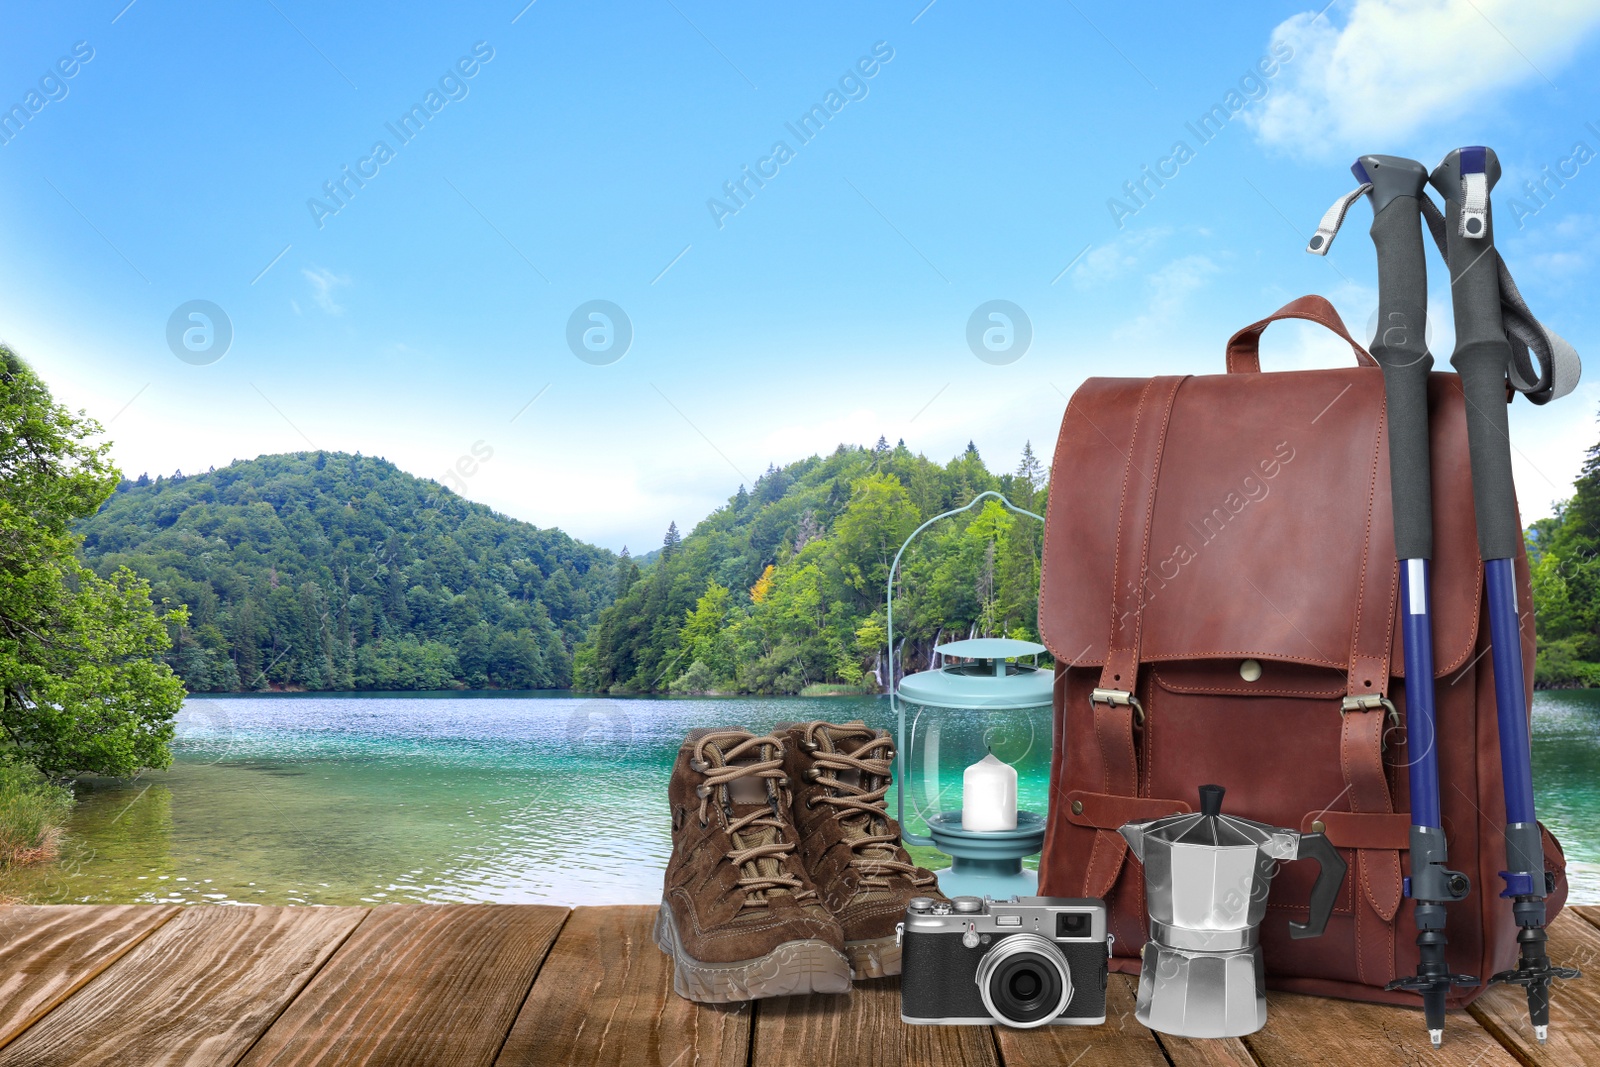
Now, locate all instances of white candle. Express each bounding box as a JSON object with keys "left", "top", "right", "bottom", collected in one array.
[{"left": 962, "top": 752, "right": 1018, "bottom": 831}]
